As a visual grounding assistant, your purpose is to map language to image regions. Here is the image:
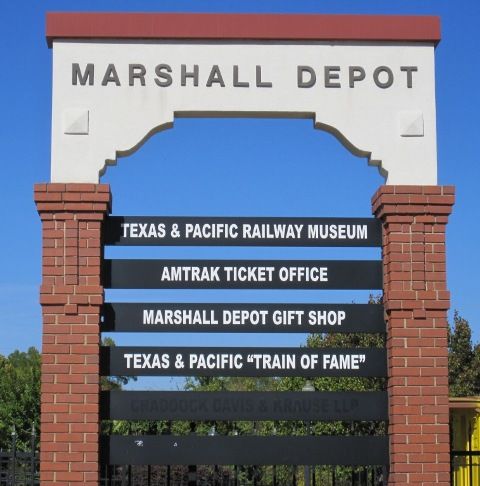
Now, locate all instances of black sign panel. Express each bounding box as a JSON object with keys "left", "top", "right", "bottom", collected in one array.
[
  {"left": 102, "top": 303, "right": 385, "bottom": 333},
  {"left": 101, "top": 435, "right": 389, "bottom": 466},
  {"left": 101, "top": 391, "right": 388, "bottom": 421},
  {"left": 103, "top": 259, "right": 382, "bottom": 290},
  {"left": 101, "top": 347, "right": 387, "bottom": 377},
  {"left": 104, "top": 216, "right": 382, "bottom": 247}
]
